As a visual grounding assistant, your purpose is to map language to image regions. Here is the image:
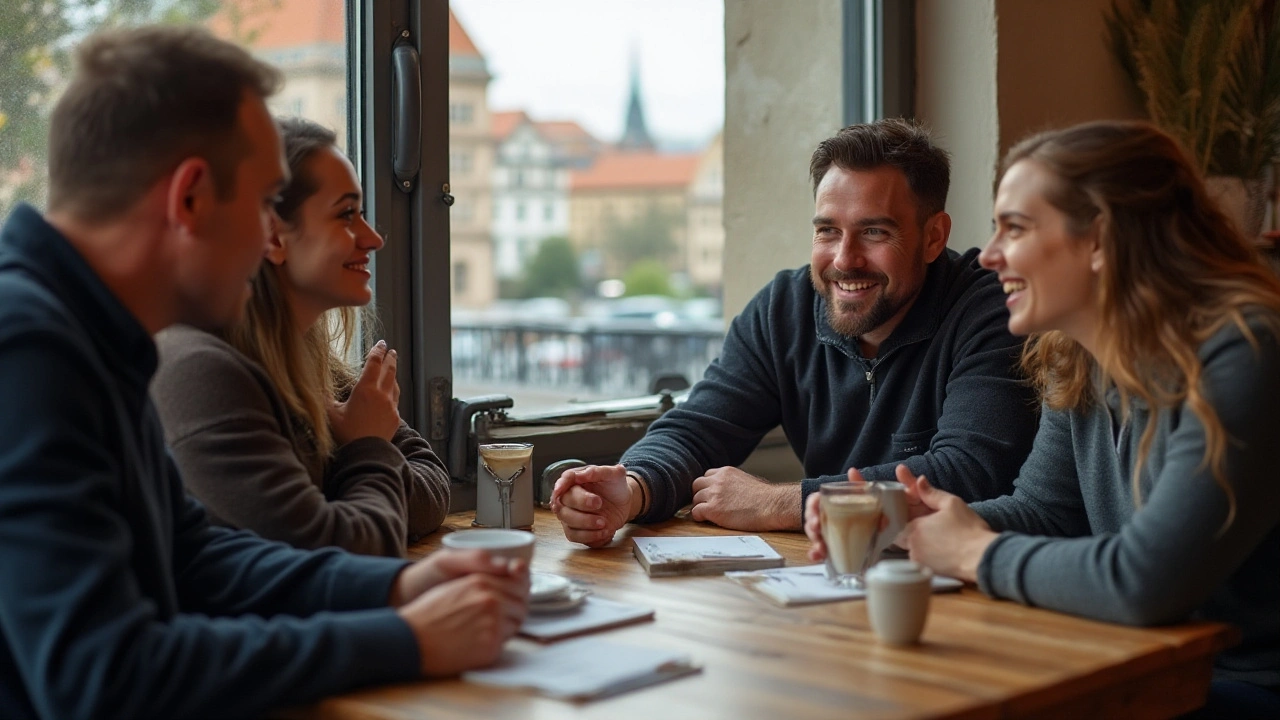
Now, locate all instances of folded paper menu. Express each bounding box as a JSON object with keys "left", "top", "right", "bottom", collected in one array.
[
  {"left": 632, "top": 535, "right": 785, "bottom": 576},
  {"left": 520, "top": 597, "right": 655, "bottom": 642},
  {"left": 463, "top": 637, "right": 701, "bottom": 701},
  {"left": 726, "top": 564, "right": 964, "bottom": 607}
]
